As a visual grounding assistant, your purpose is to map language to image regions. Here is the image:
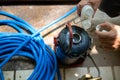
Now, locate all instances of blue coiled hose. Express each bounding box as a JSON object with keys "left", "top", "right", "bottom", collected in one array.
[{"left": 0, "top": 6, "right": 77, "bottom": 80}]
